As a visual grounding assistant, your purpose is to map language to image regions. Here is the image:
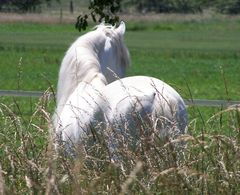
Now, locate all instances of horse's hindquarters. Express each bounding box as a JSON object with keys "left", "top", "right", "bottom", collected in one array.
[{"left": 102, "top": 76, "right": 188, "bottom": 138}]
